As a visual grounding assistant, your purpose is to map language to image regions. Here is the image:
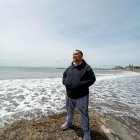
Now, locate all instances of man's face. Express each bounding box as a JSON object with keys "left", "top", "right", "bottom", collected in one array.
[{"left": 73, "top": 51, "right": 83, "bottom": 62}]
